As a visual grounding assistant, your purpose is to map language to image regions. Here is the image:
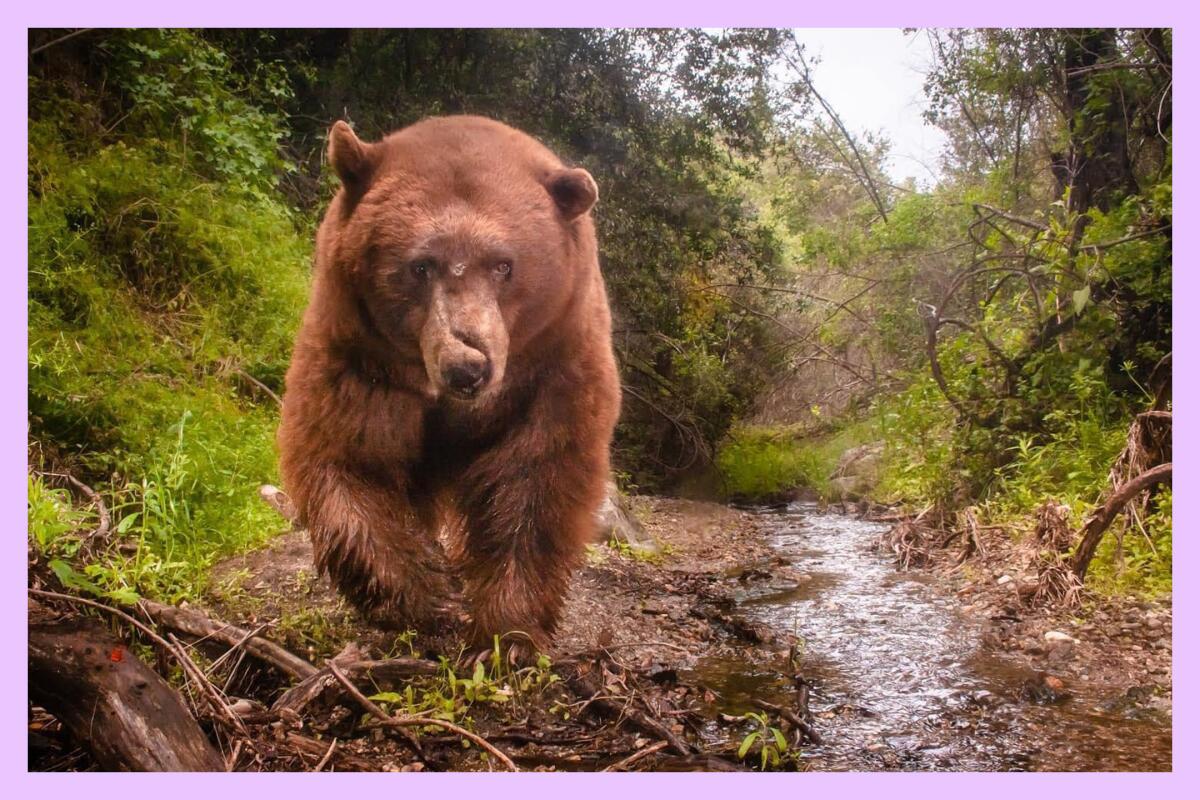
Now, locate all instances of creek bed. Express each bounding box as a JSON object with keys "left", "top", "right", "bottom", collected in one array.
[{"left": 683, "top": 502, "right": 1171, "bottom": 771}]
